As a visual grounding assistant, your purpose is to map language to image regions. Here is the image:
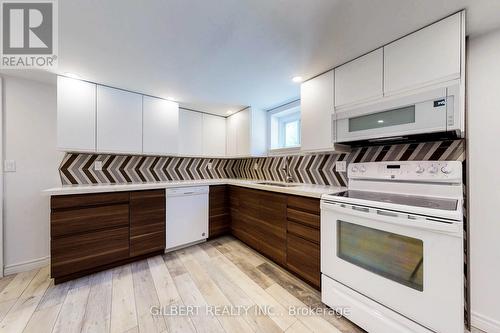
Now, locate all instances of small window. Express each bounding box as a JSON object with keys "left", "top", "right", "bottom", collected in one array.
[{"left": 268, "top": 101, "right": 301, "bottom": 150}]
